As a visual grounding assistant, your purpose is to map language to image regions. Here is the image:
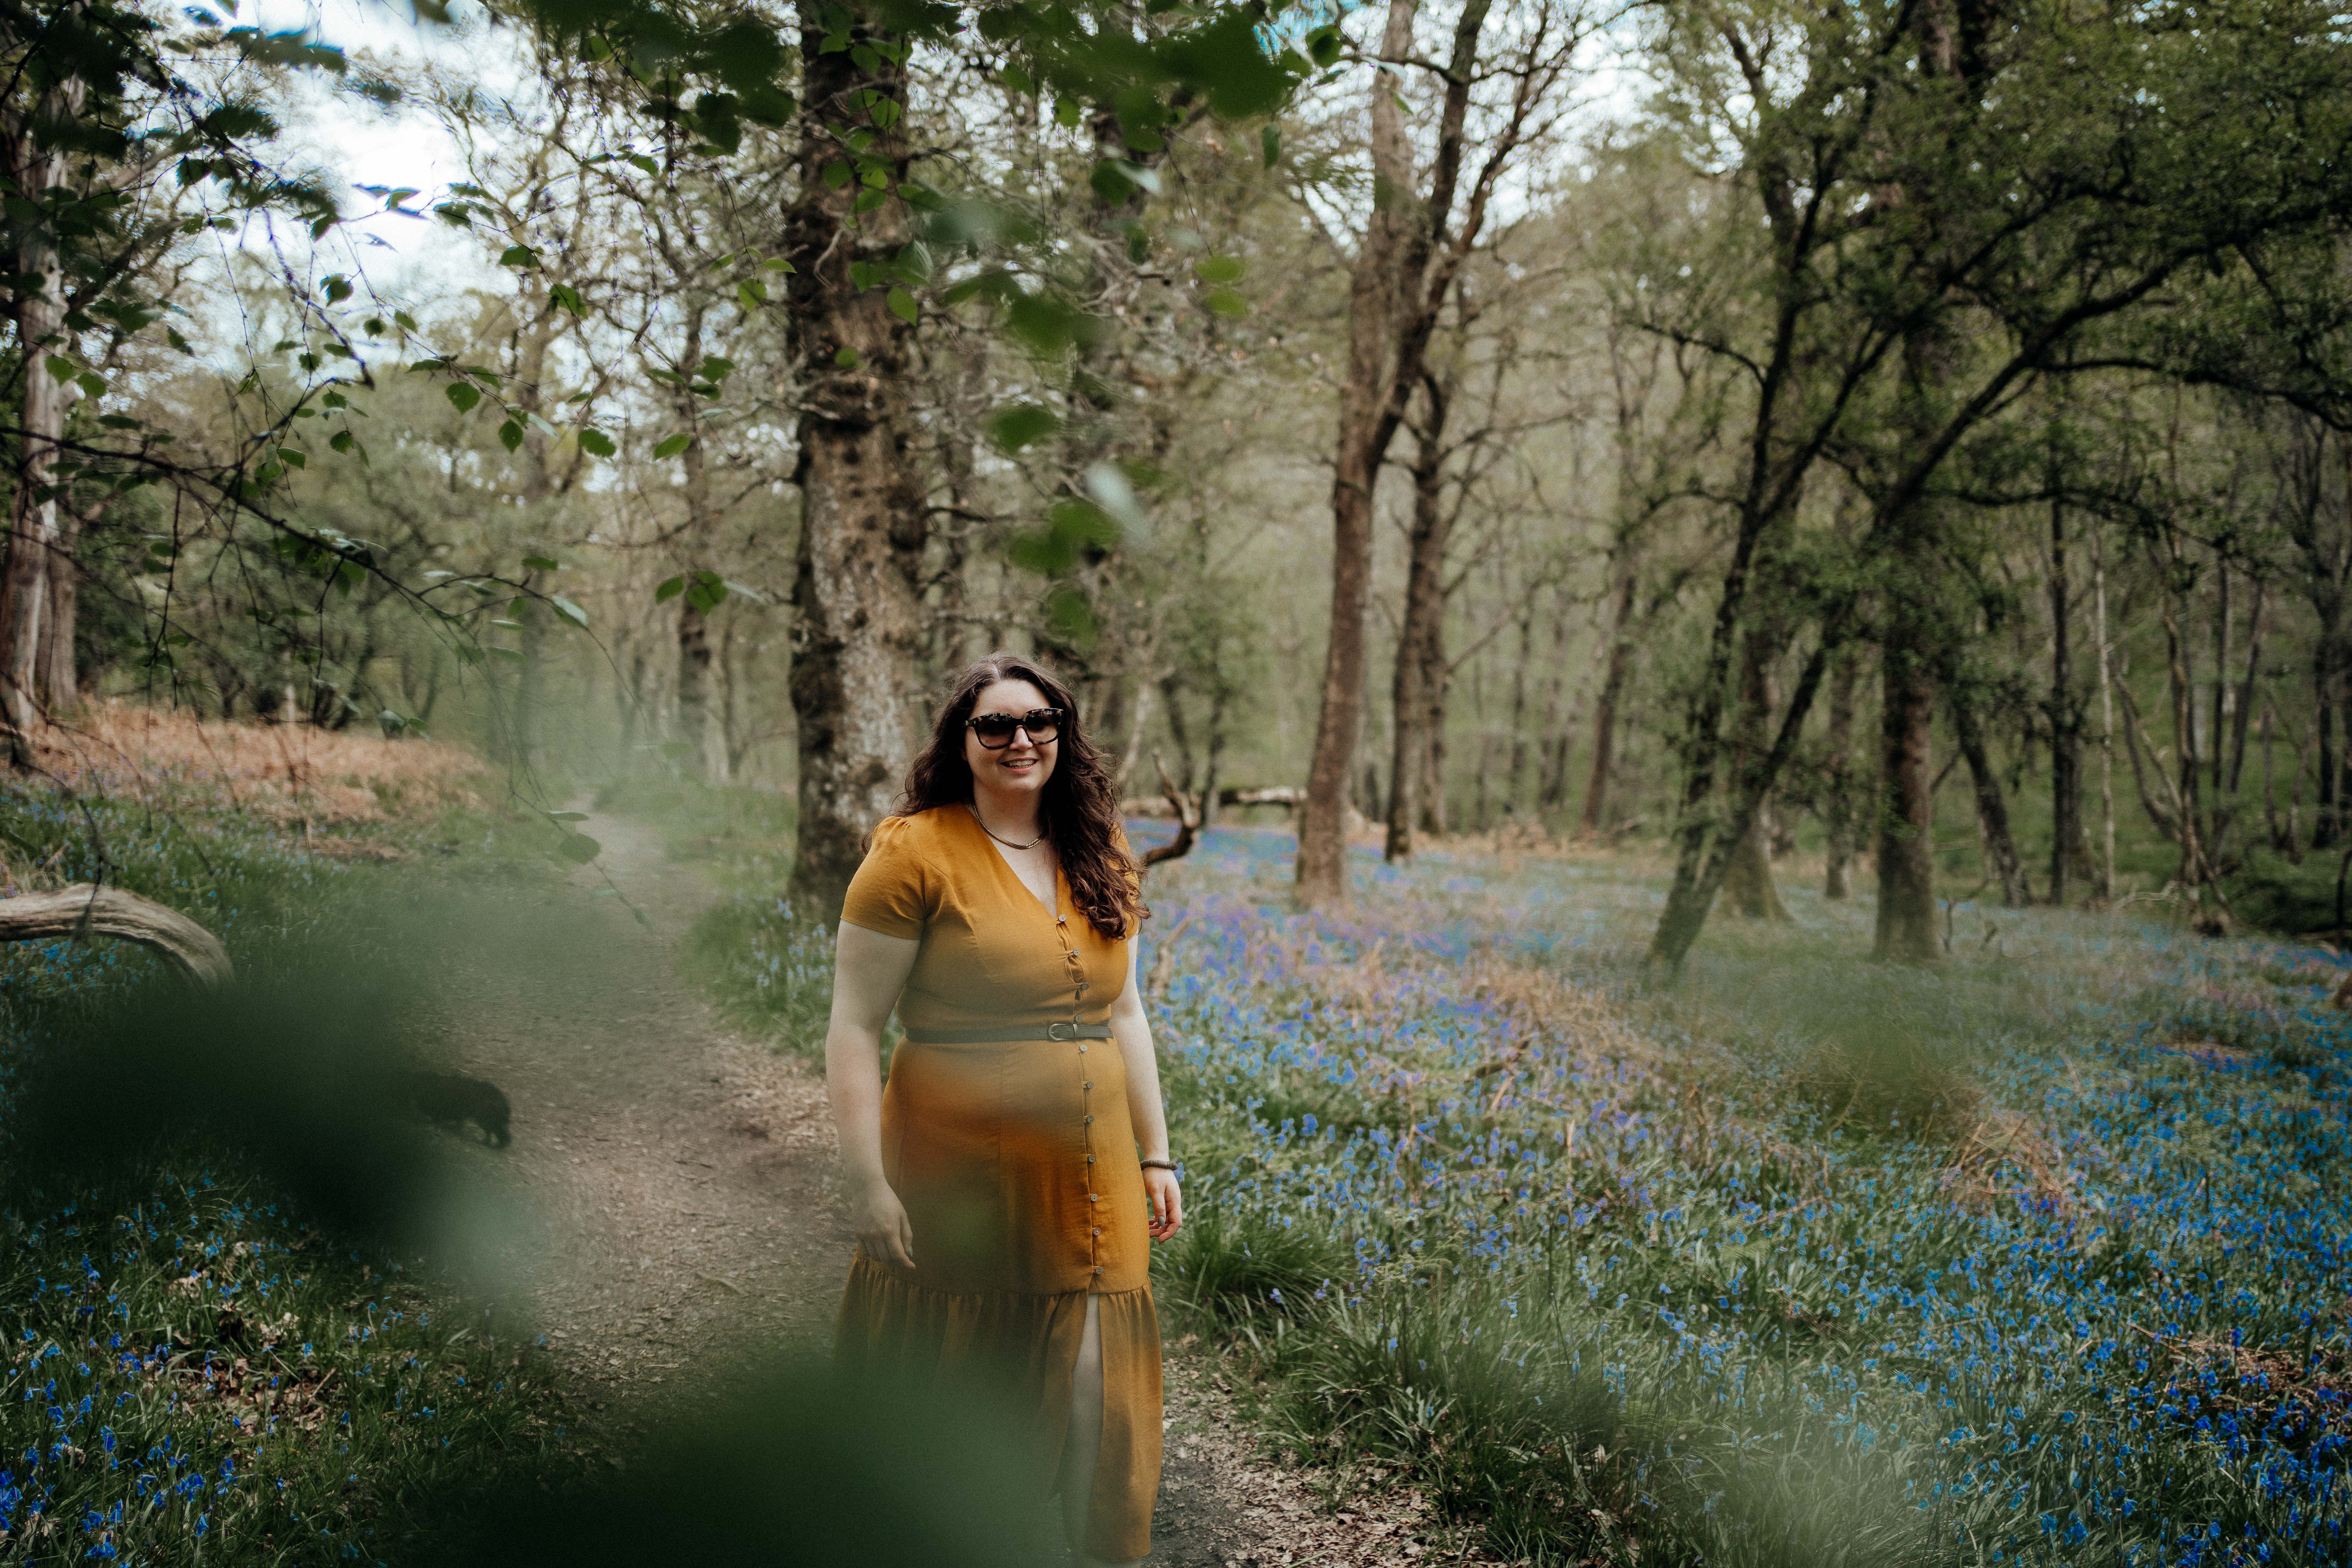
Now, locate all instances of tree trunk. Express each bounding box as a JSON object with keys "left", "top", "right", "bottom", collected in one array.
[
  {"left": 1722, "top": 629, "right": 1791, "bottom": 920},
  {"left": 37, "top": 507, "right": 76, "bottom": 716},
  {"left": 1874, "top": 633, "right": 1941, "bottom": 963},
  {"left": 1299, "top": 0, "right": 1419, "bottom": 904},
  {"left": 1386, "top": 378, "right": 1451, "bottom": 862},
  {"left": 784, "top": 2, "right": 931, "bottom": 924},
  {"left": 2048, "top": 495, "right": 2080, "bottom": 906},
  {"left": 677, "top": 600, "right": 715, "bottom": 777},
  {"left": 1951, "top": 684, "right": 2027, "bottom": 907},
  {"left": 673, "top": 305, "right": 726, "bottom": 786},
  {"left": 1823, "top": 645, "right": 1861, "bottom": 899},
  {"left": 2094, "top": 535, "right": 2118, "bottom": 898},
  {"left": 0, "top": 79, "right": 80, "bottom": 767},
  {"left": 1580, "top": 566, "right": 1637, "bottom": 840},
  {"left": 1297, "top": 0, "right": 1492, "bottom": 906}
]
